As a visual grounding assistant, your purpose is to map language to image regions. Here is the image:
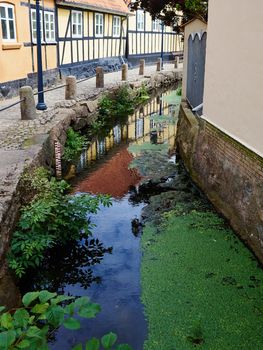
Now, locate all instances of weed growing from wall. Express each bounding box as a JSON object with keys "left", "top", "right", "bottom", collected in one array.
[
  {"left": 63, "top": 127, "right": 88, "bottom": 162},
  {"left": 94, "top": 84, "right": 150, "bottom": 133}
]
